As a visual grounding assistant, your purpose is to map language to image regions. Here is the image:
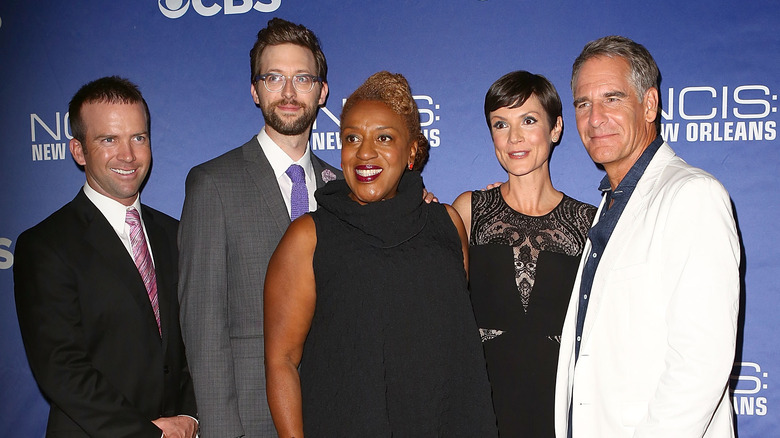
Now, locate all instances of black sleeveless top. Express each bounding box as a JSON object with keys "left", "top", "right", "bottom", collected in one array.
[
  {"left": 469, "top": 187, "right": 595, "bottom": 437},
  {"left": 302, "top": 171, "right": 497, "bottom": 437}
]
